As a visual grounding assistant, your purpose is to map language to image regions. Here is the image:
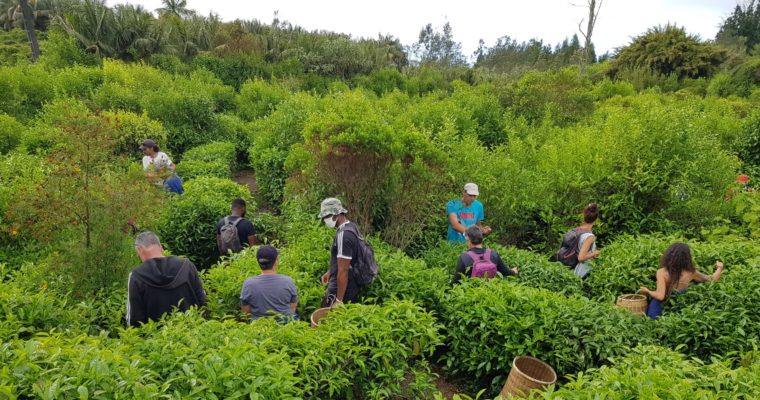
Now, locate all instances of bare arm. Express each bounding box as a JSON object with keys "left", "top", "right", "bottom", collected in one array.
[
  {"left": 247, "top": 235, "right": 257, "bottom": 247},
  {"left": 336, "top": 258, "right": 350, "bottom": 302},
  {"left": 290, "top": 302, "right": 298, "bottom": 313},
  {"left": 578, "top": 235, "right": 599, "bottom": 262},
  {"left": 640, "top": 268, "right": 668, "bottom": 301},
  {"left": 694, "top": 261, "right": 725, "bottom": 283},
  {"left": 448, "top": 213, "right": 467, "bottom": 234}
]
